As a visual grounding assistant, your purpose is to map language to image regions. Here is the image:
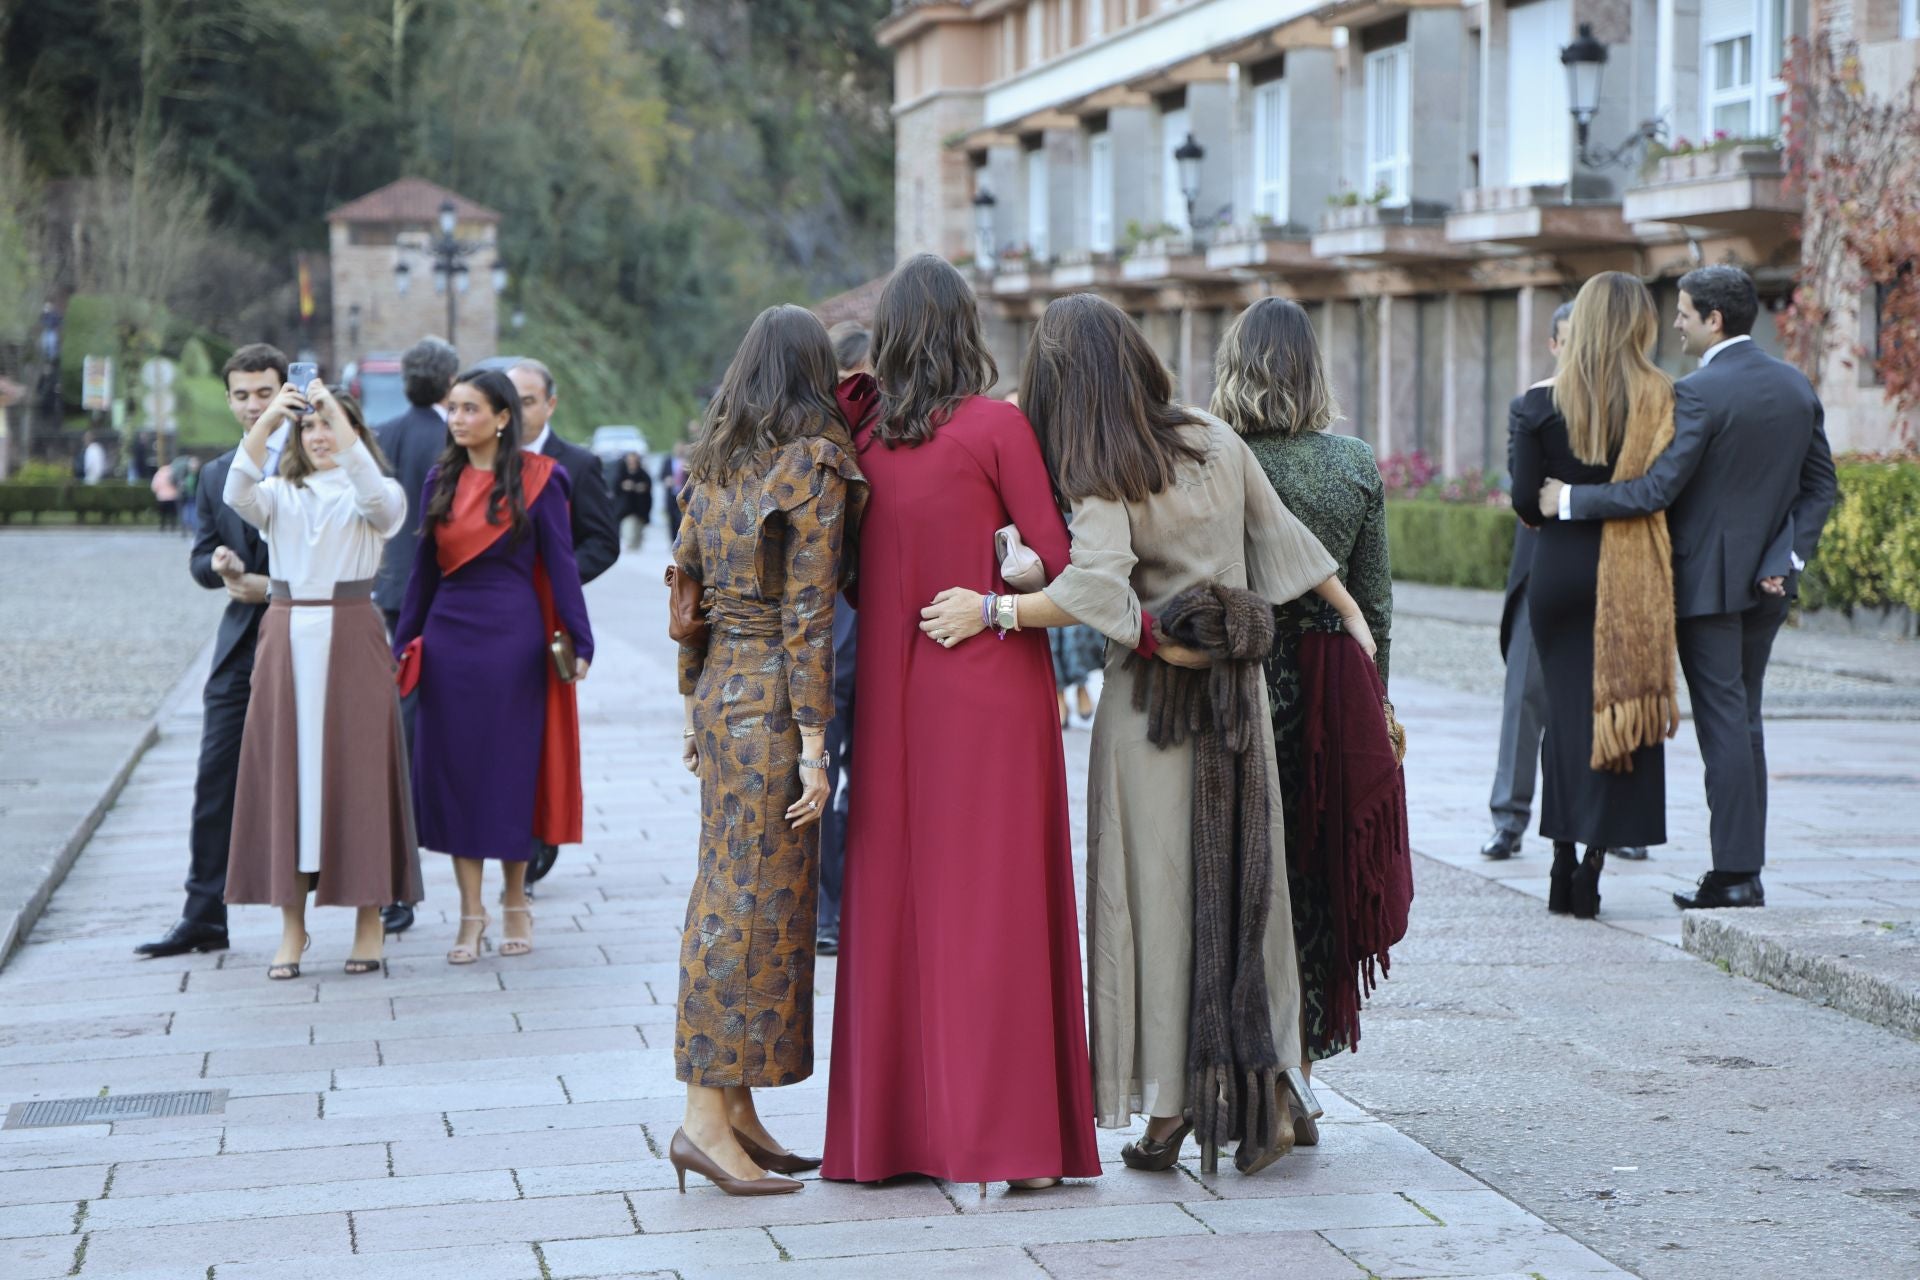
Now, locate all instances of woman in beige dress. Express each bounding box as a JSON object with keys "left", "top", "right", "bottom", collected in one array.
[{"left": 921, "top": 295, "right": 1376, "bottom": 1174}]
